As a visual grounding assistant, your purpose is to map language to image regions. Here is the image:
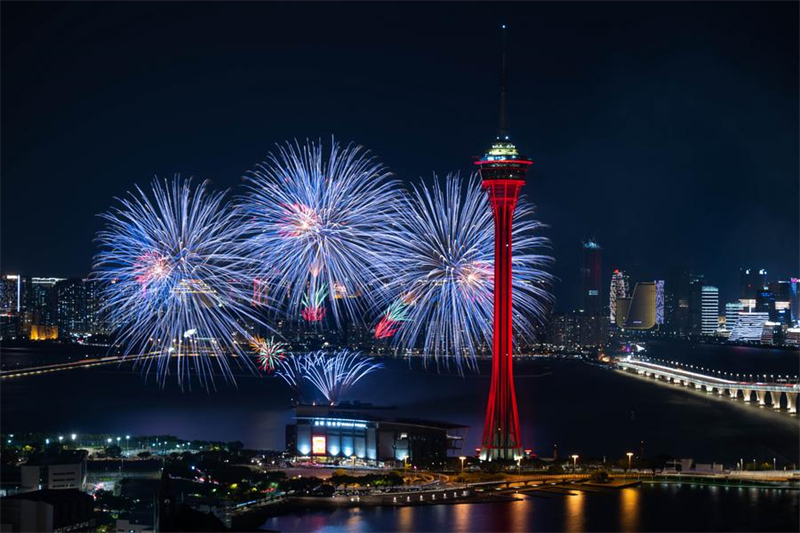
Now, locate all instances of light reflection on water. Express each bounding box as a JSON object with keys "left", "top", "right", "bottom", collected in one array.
[
  {"left": 261, "top": 484, "right": 799, "bottom": 532},
  {"left": 564, "top": 491, "right": 585, "bottom": 533}
]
